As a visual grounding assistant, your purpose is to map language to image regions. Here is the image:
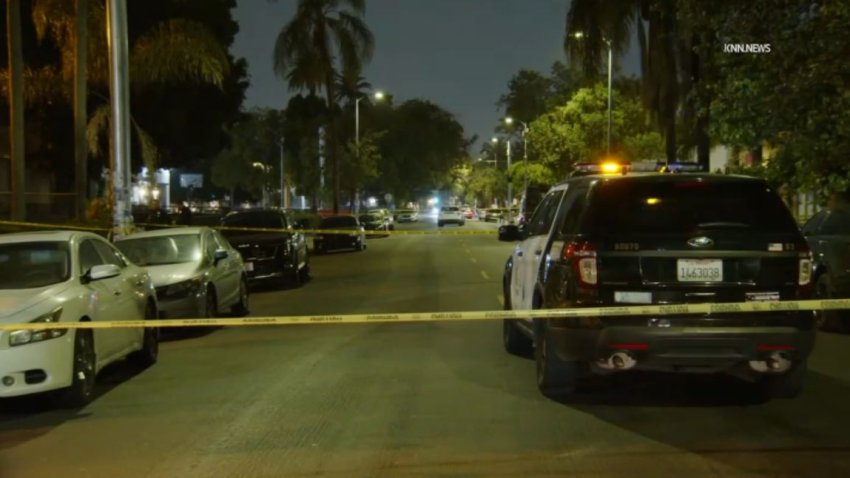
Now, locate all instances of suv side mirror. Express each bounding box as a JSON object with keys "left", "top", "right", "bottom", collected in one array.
[
  {"left": 498, "top": 224, "right": 522, "bottom": 242},
  {"left": 213, "top": 249, "right": 228, "bottom": 265}
]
